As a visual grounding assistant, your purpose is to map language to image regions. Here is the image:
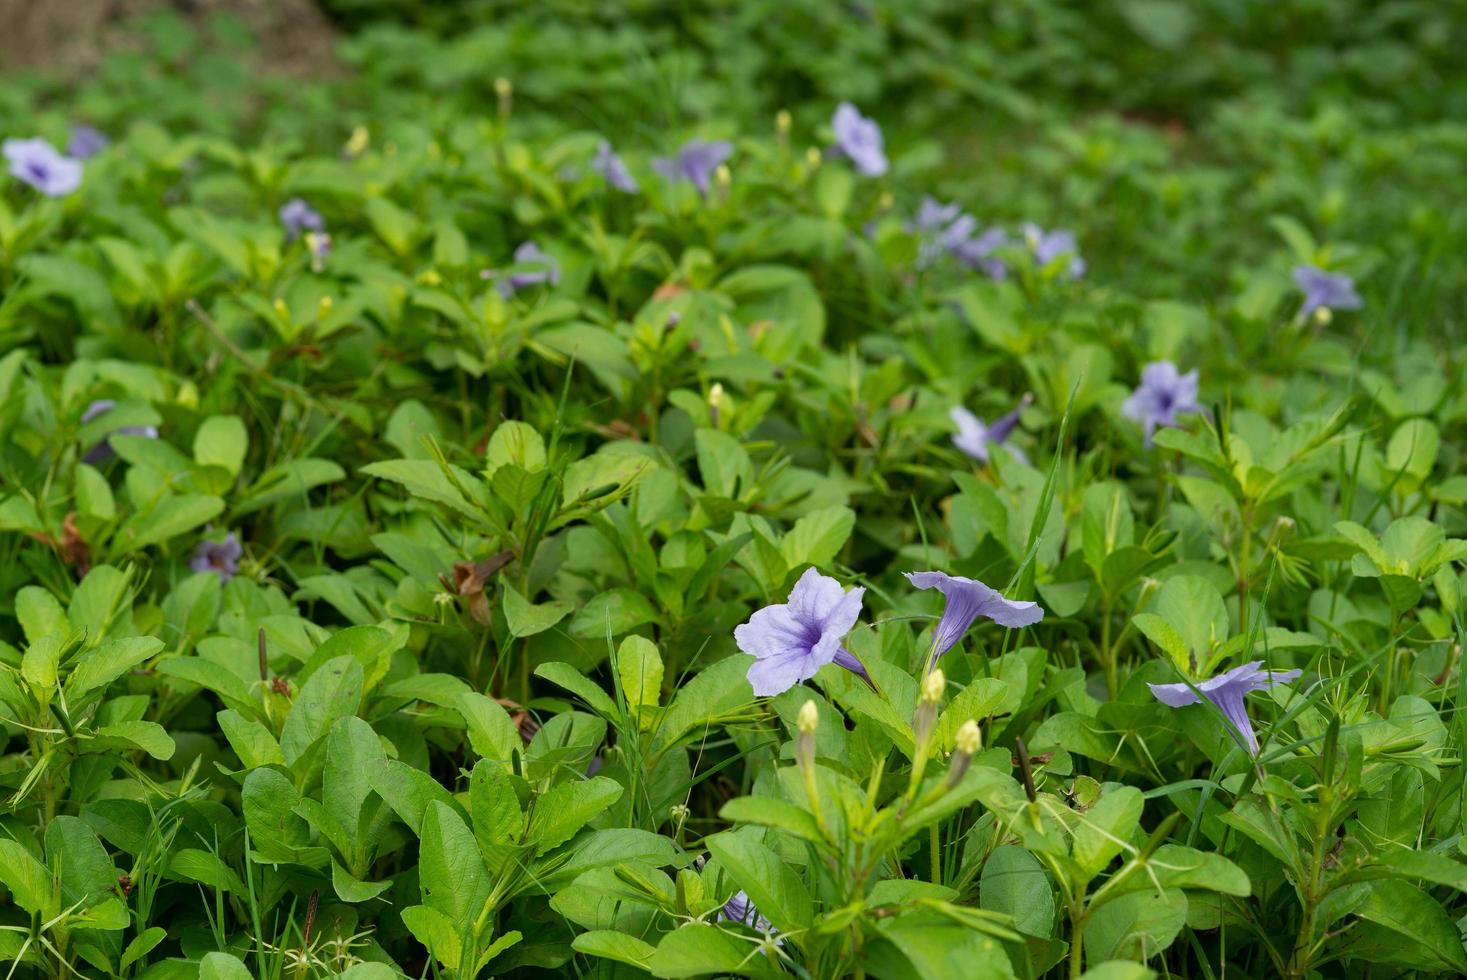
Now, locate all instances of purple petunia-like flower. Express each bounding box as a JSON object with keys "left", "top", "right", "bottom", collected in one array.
[
  {"left": 905, "top": 571, "right": 1043, "bottom": 669},
  {"left": 1121, "top": 361, "right": 1202, "bottom": 447},
  {"left": 734, "top": 567, "right": 867, "bottom": 697},
  {"left": 1022, "top": 223, "right": 1085, "bottom": 279},
  {"left": 1292, "top": 265, "right": 1361, "bottom": 321},
  {"left": 279, "top": 197, "right": 325, "bottom": 241},
  {"left": 3, "top": 138, "right": 83, "bottom": 197},
  {"left": 80, "top": 399, "right": 159, "bottom": 464},
  {"left": 593, "top": 141, "right": 639, "bottom": 193},
  {"left": 830, "top": 102, "right": 888, "bottom": 177},
  {"left": 190, "top": 532, "right": 242, "bottom": 583},
  {"left": 1148, "top": 660, "right": 1301, "bottom": 755},
  {"left": 721, "top": 890, "right": 782, "bottom": 945},
  {"left": 951, "top": 395, "right": 1032, "bottom": 465},
  {"left": 911, "top": 201, "right": 1008, "bottom": 278},
  {"left": 652, "top": 139, "right": 733, "bottom": 196},
  {"left": 67, "top": 124, "right": 109, "bottom": 161},
  {"left": 498, "top": 240, "right": 561, "bottom": 296}
]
